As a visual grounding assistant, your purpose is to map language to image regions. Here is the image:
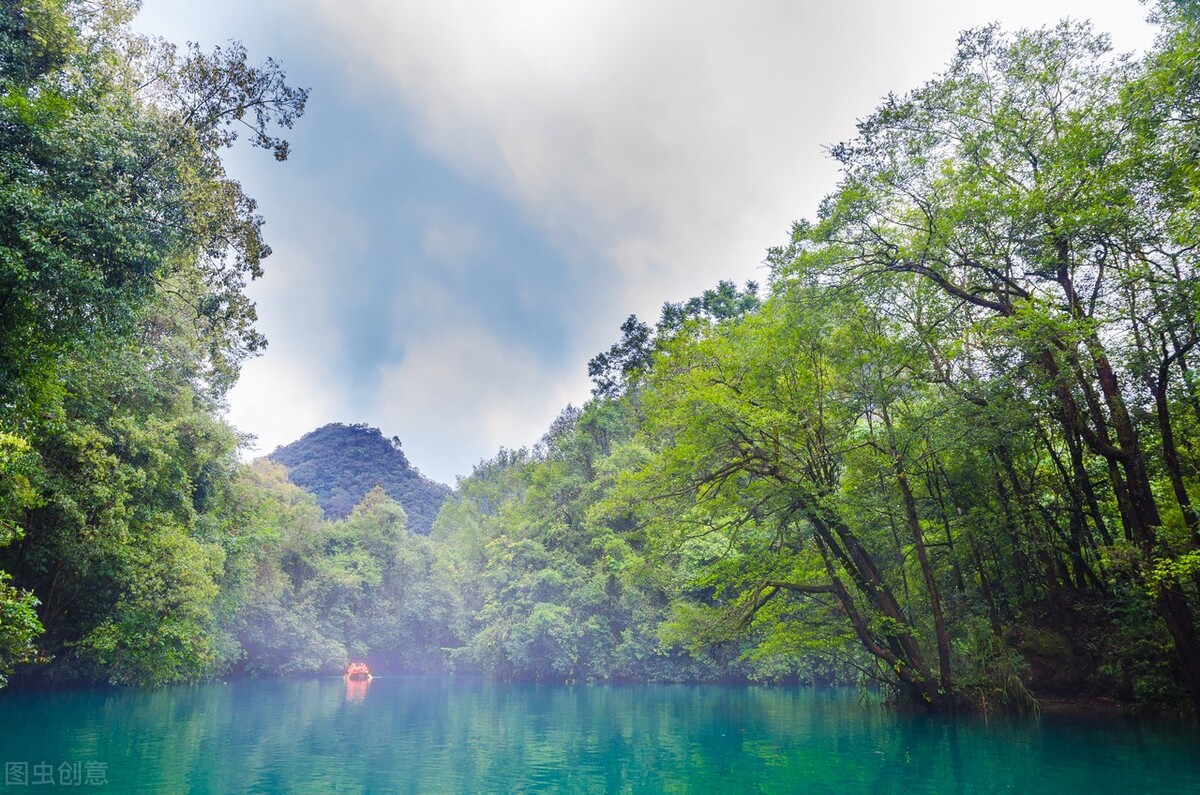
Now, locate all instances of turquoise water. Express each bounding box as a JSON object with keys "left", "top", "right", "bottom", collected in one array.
[{"left": 0, "top": 678, "right": 1196, "bottom": 793}]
